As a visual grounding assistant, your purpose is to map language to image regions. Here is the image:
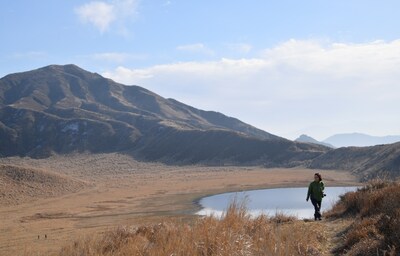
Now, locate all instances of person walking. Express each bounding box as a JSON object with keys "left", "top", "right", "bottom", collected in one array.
[{"left": 306, "top": 173, "right": 325, "bottom": 220}]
